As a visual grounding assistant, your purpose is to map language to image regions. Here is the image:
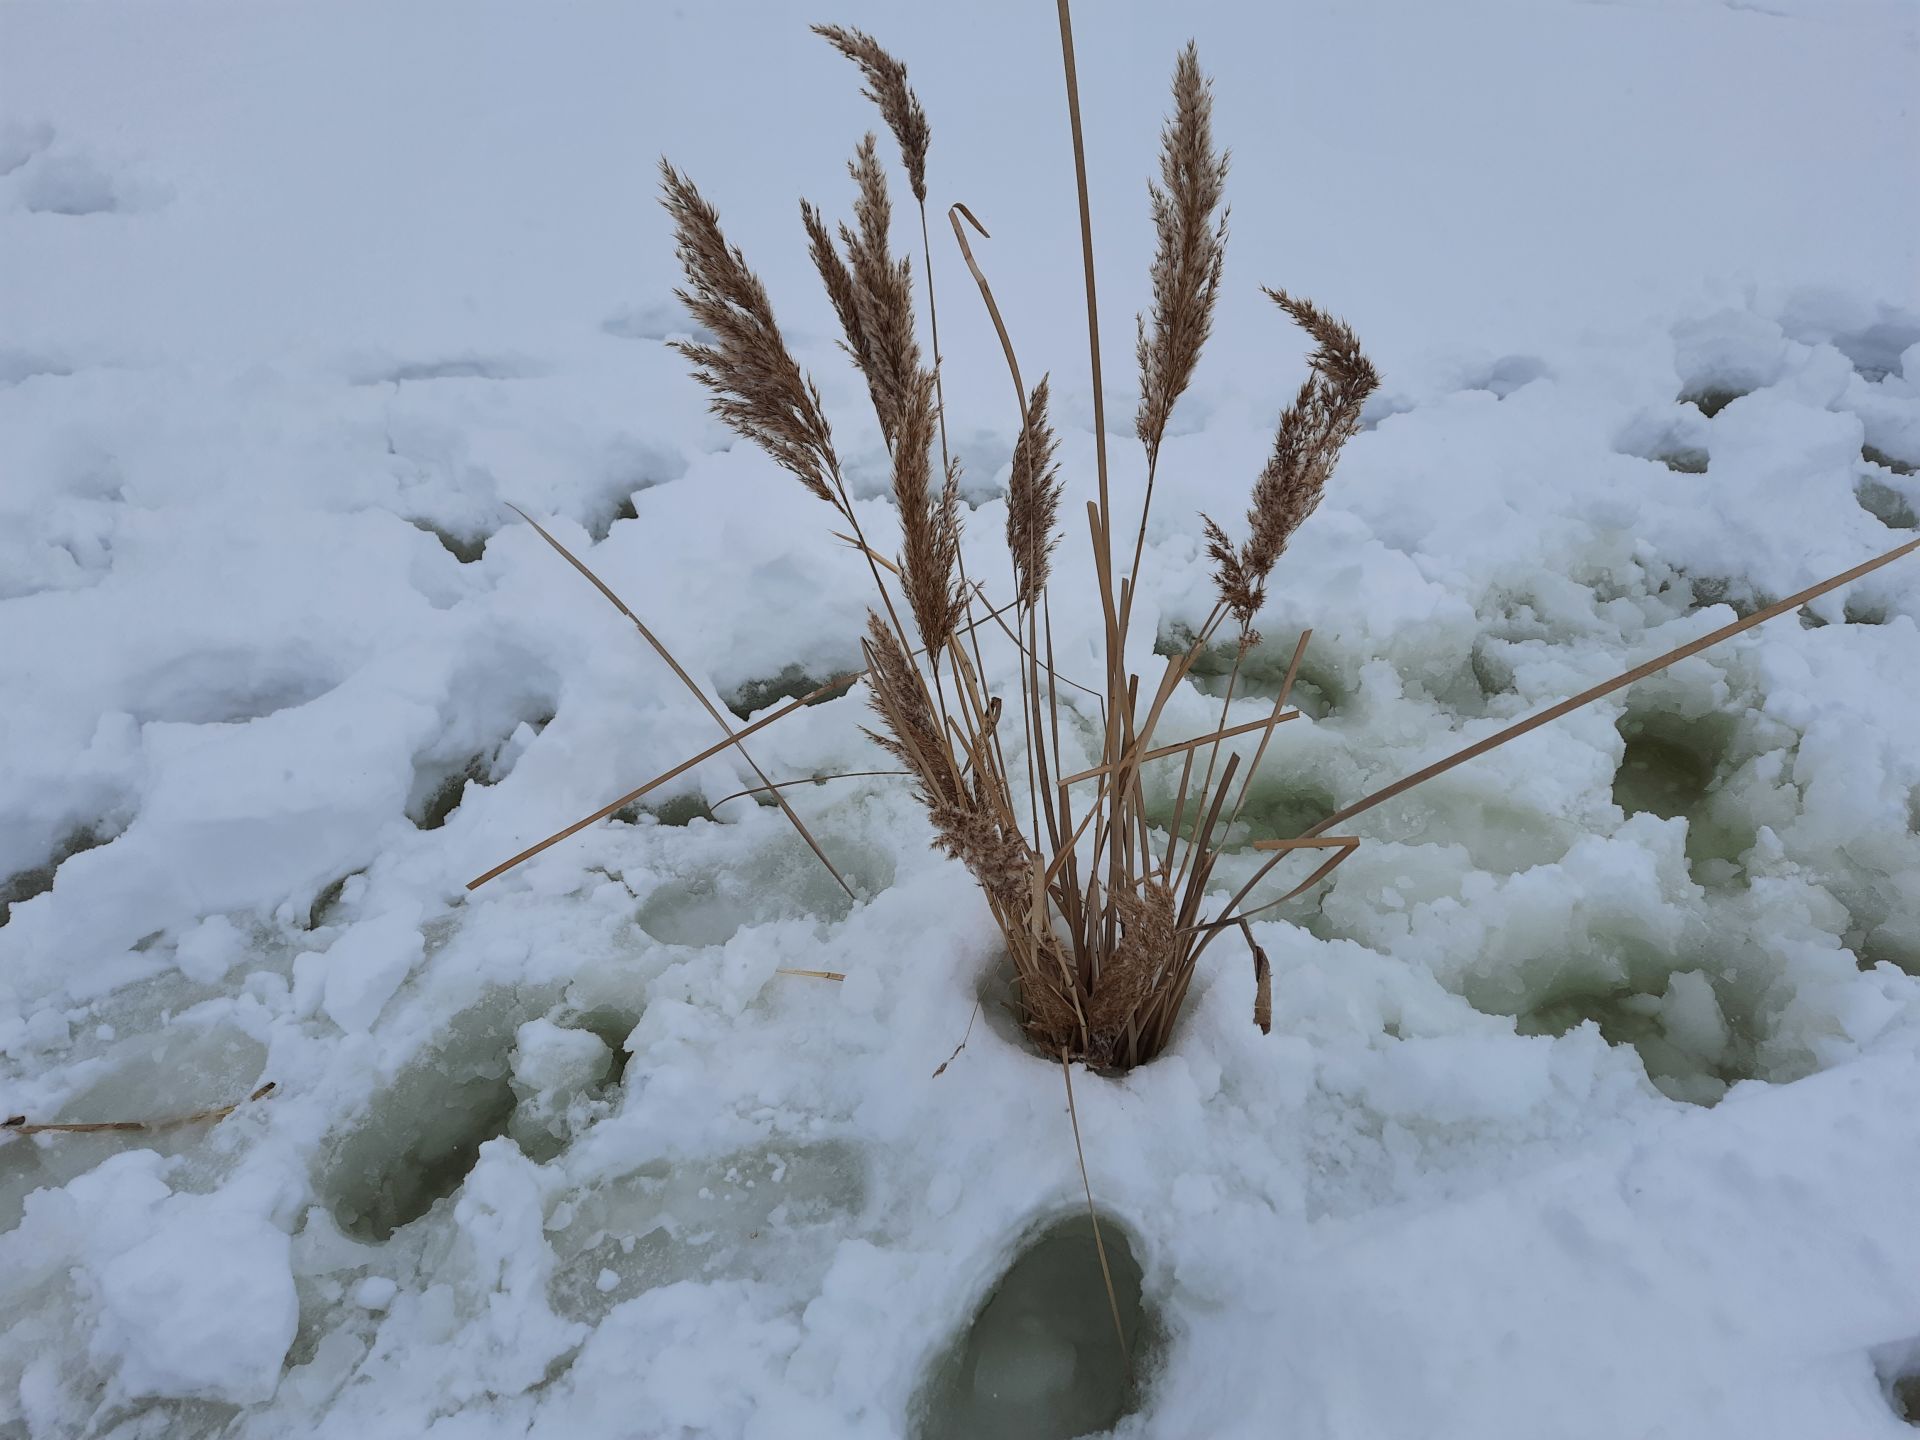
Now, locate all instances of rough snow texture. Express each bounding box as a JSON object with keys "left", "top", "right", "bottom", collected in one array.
[{"left": 2, "top": 0, "right": 1919, "bottom": 1436}]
